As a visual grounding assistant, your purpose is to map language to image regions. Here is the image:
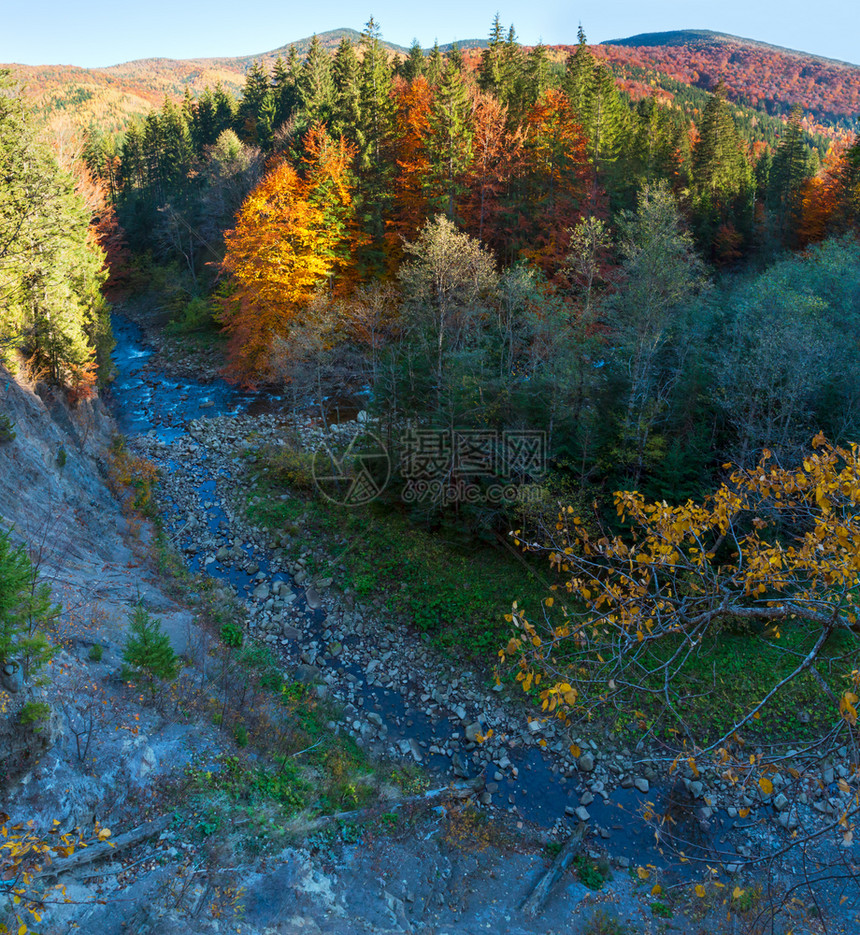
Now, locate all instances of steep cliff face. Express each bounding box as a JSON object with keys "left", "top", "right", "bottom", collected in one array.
[
  {"left": 0, "top": 367, "right": 194, "bottom": 655},
  {"left": 0, "top": 367, "right": 131, "bottom": 565},
  {"left": 0, "top": 368, "right": 198, "bottom": 801}
]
